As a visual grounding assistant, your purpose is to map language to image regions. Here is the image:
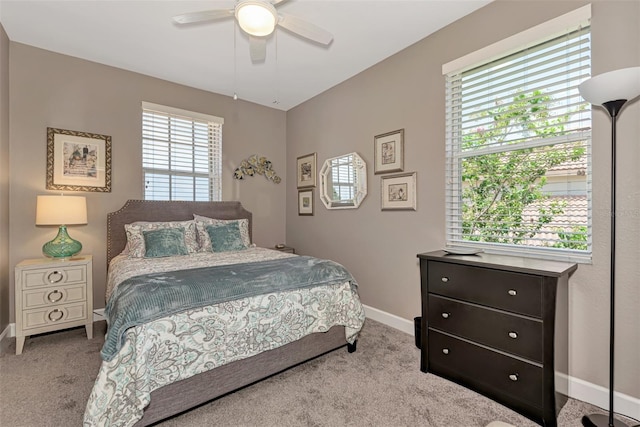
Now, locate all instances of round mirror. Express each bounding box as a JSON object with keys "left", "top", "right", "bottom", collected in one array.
[{"left": 319, "top": 152, "right": 367, "bottom": 209}]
